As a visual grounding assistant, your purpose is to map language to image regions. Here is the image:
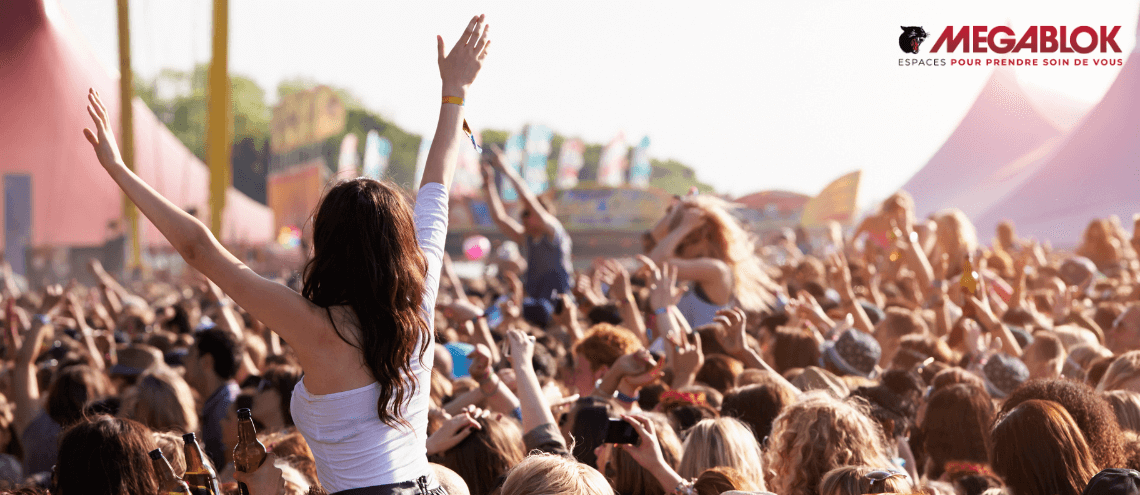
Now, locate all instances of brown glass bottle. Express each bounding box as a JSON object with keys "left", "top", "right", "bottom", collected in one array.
[
  {"left": 182, "top": 432, "right": 222, "bottom": 495},
  {"left": 149, "top": 448, "right": 192, "bottom": 494},
  {"left": 234, "top": 408, "right": 268, "bottom": 495}
]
